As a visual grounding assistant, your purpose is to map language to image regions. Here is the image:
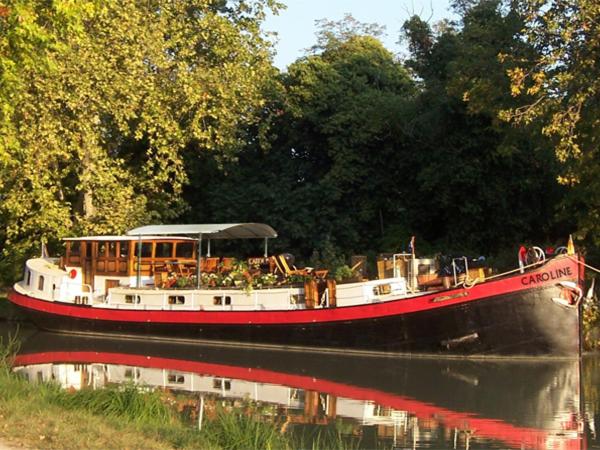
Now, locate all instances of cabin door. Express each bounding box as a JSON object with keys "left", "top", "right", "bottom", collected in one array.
[{"left": 83, "top": 242, "right": 95, "bottom": 290}]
